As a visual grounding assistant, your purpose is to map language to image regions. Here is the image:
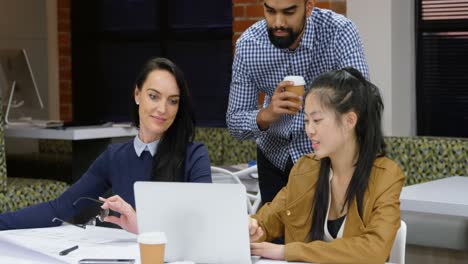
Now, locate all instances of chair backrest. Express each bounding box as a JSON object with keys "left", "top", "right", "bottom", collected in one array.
[
  {"left": 389, "top": 220, "right": 407, "bottom": 264},
  {"left": 211, "top": 165, "right": 261, "bottom": 214},
  {"left": 195, "top": 127, "right": 256, "bottom": 166},
  {"left": 211, "top": 166, "right": 243, "bottom": 185},
  {"left": 385, "top": 136, "right": 468, "bottom": 186}
]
